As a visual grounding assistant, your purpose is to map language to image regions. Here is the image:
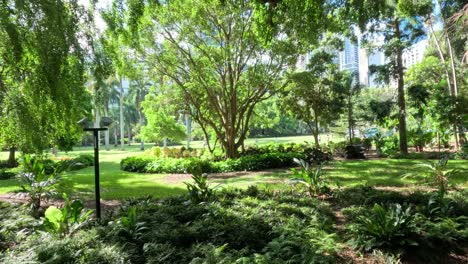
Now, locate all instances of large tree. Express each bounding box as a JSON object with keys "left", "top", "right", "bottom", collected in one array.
[
  {"left": 341, "top": 0, "right": 433, "bottom": 154},
  {"left": 0, "top": 0, "right": 90, "bottom": 164},
  {"left": 105, "top": 0, "right": 300, "bottom": 158},
  {"left": 283, "top": 51, "right": 347, "bottom": 147}
]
